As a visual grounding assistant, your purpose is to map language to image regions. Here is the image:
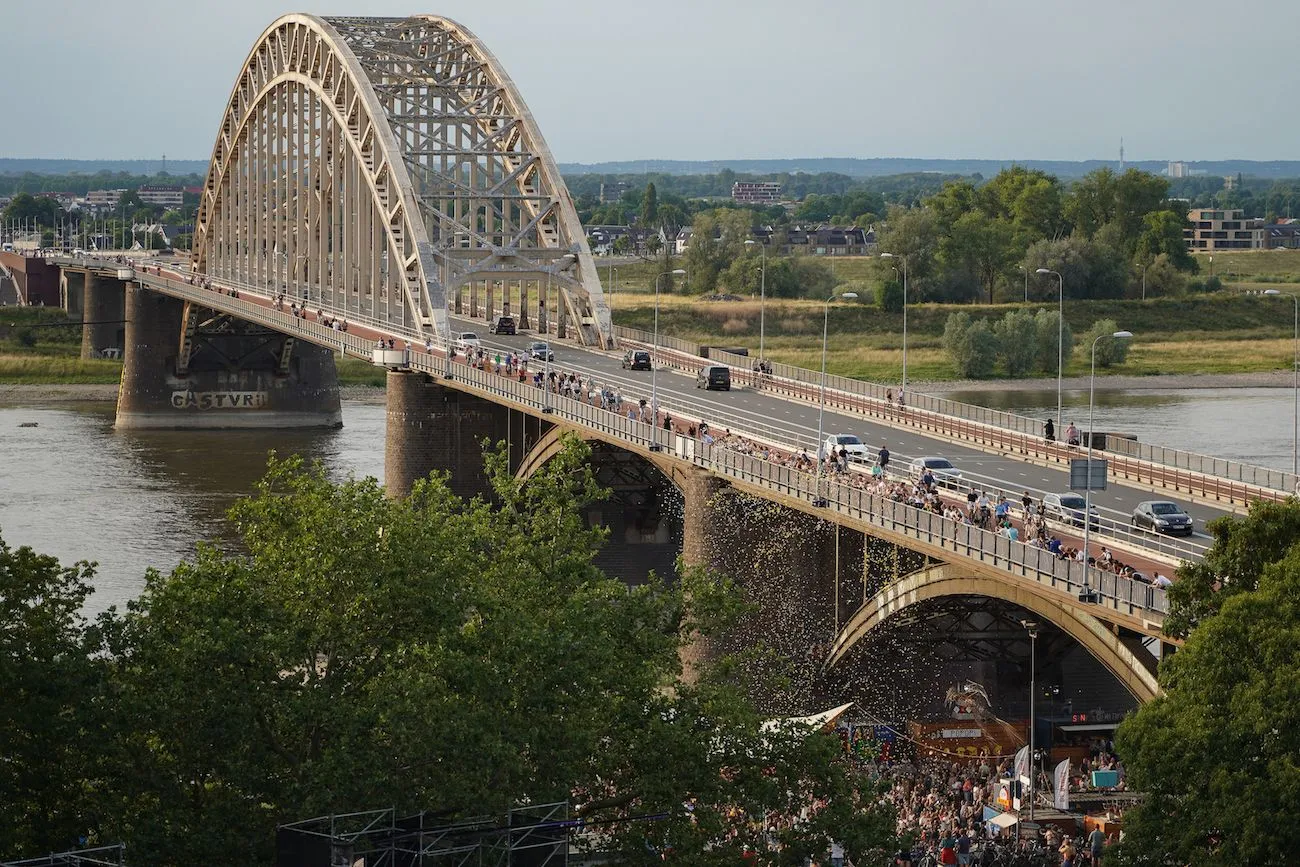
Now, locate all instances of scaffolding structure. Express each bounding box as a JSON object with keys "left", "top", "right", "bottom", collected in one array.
[
  {"left": 276, "top": 802, "right": 570, "bottom": 867},
  {"left": 1, "top": 845, "right": 126, "bottom": 867}
]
